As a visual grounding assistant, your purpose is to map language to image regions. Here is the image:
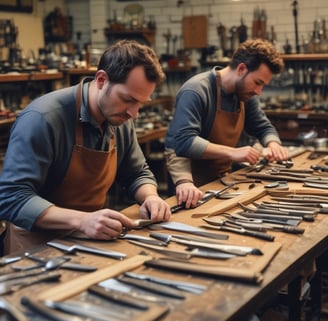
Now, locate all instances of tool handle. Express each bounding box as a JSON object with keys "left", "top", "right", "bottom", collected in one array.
[
  {"left": 243, "top": 229, "right": 275, "bottom": 242},
  {"left": 280, "top": 226, "right": 305, "bottom": 234},
  {"left": 170, "top": 203, "right": 185, "bottom": 214}
]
